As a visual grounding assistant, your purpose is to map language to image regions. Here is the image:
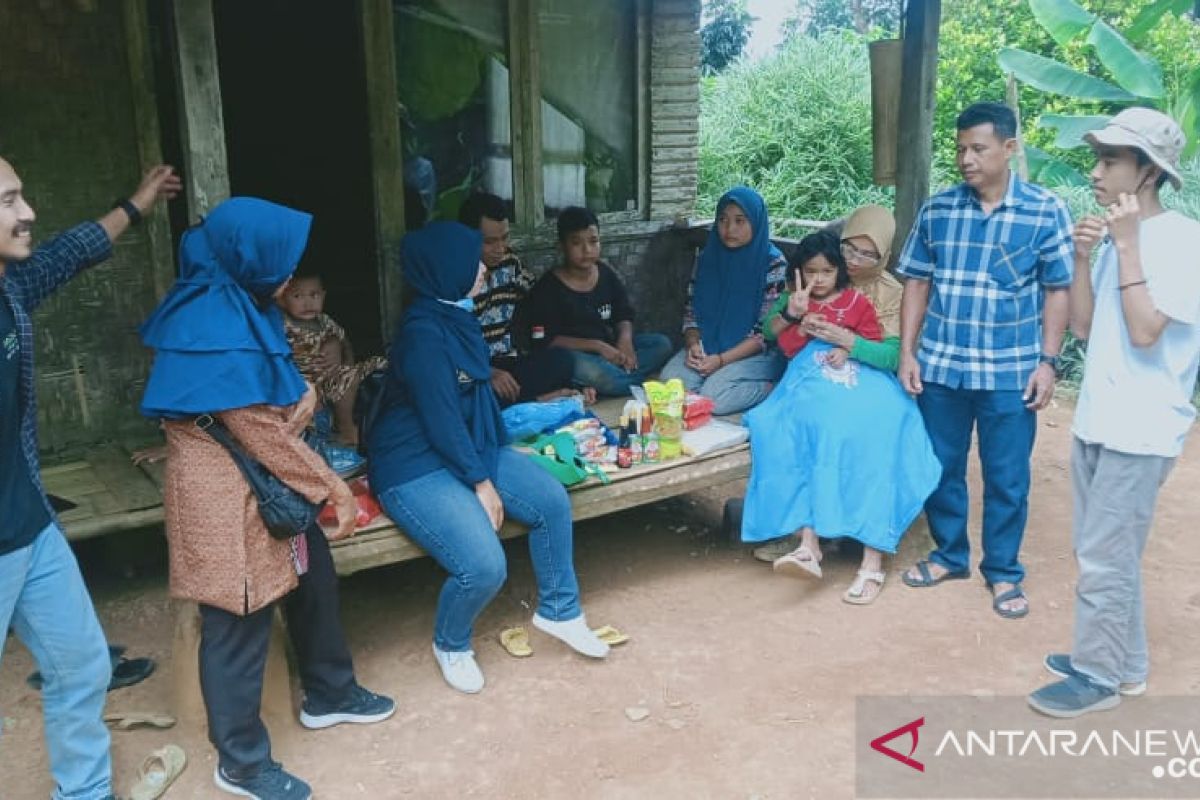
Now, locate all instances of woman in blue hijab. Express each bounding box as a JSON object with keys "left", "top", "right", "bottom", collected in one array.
[
  {"left": 140, "top": 197, "right": 394, "bottom": 799},
  {"left": 369, "top": 221, "right": 609, "bottom": 694},
  {"left": 660, "top": 187, "right": 789, "bottom": 414}
]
